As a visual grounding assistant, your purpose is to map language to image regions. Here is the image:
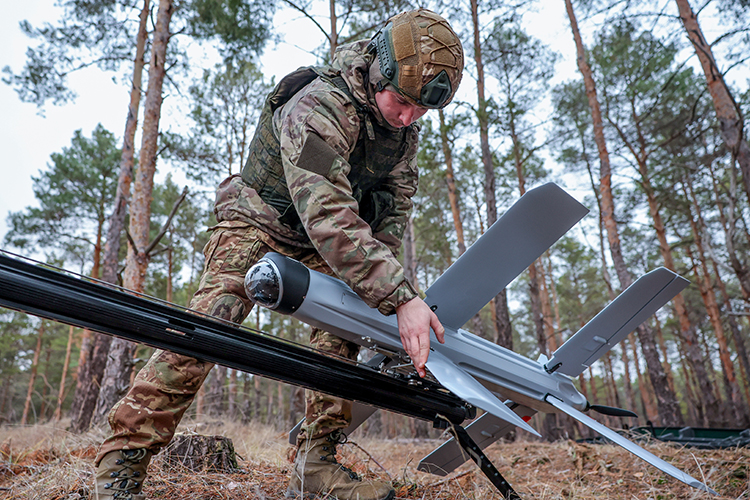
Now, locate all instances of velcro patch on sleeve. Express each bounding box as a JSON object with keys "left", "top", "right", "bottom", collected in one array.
[{"left": 297, "top": 132, "right": 341, "bottom": 179}]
